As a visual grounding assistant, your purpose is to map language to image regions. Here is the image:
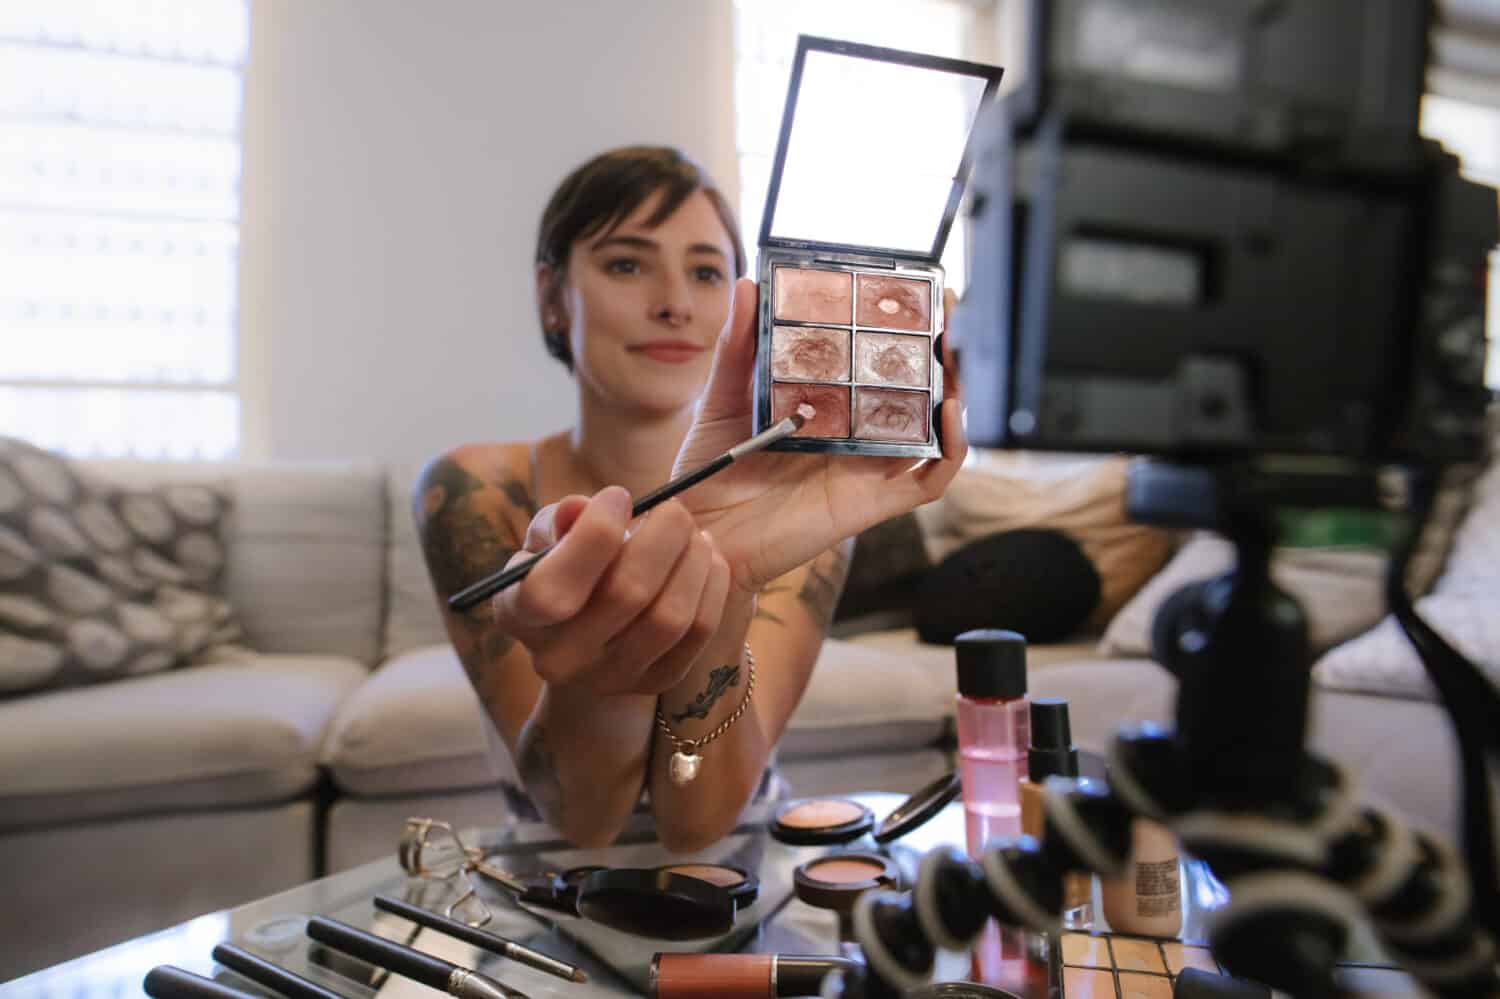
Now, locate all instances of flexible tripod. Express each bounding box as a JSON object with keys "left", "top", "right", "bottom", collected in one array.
[{"left": 840, "top": 461, "right": 1499, "bottom": 999}]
